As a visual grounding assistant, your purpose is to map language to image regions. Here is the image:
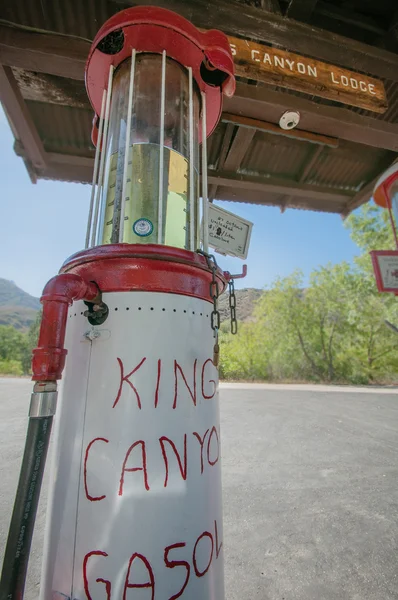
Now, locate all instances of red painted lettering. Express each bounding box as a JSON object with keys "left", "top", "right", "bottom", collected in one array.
[
  {"left": 173, "top": 359, "right": 197, "bottom": 409},
  {"left": 83, "top": 551, "right": 110, "bottom": 600},
  {"left": 119, "top": 440, "right": 150, "bottom": 495},
  {"left": 96, "top": 580, "right": 111, "bottom": 598},
  {"left": 207, "top": 426, "right": 220, "bottom": 466},
  {"left": 193, "top": 429, "right": 209, "bottom": 474},
  {"left": 160, "top": 435, "right": 187, "bottom": 487},
  {"left": 201, "top": 359, "right": 217, "bottom": 400},
  {"left": 84, "top": 437, "right": 109, "bottom": 502},
  {"left": 164, "top": 542, "right": 191, "bottom": 599},
  {"left": 123, "top": 553, "right": 155, "bottom": 600},
  {"left": 155, "top": 359, "right": 162, "bottom": 408},
  {"left": 192, "top": 532, "right": 214, "bottom": 577},
  {"left": 113, "top": 357, "right": 146, "bottom": 409},
  {"left": 214, "top": 520, "right": 223, "bottom": 558}
]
